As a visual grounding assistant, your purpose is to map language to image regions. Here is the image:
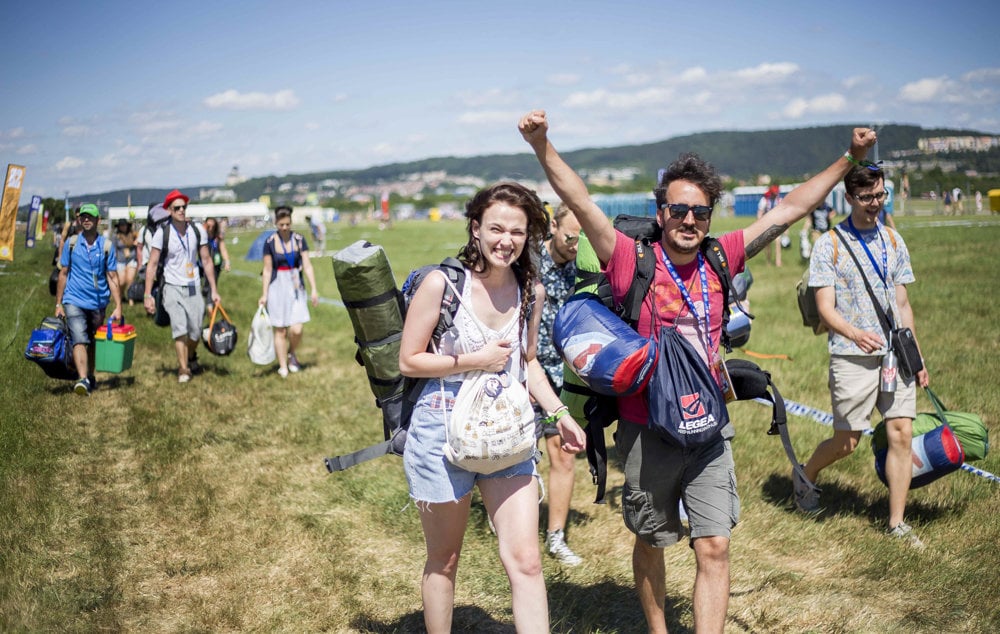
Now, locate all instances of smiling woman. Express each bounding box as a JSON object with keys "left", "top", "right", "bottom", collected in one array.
[{"left": 396, "top": 181, "right": 586, "bottom": 632}]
